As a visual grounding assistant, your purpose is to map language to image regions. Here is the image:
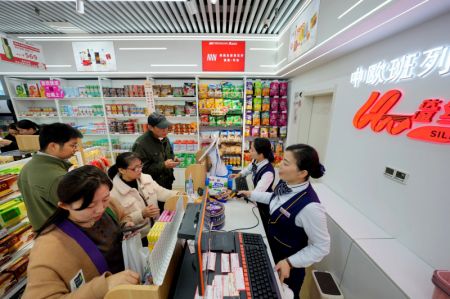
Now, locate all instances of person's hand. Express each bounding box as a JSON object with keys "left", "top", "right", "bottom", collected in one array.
[
  {"left": 164, "top": 159, "right": 180, "bottom": 169},
  {"left": 275, "top": 259, "right": 292, "bottom": 283},
  {"left": 229, "top": 173, "right": 240, "bottom": 179},
  {"left": 237, "top": 190, "right": 252, "bottom": 198},
  {"left": 0, "top": 139, "right": 12, "bottom": 147},
  {"left": 106, "top": 270, "right": 140, "bottom": 290},
  {"left": 142, "top": 204, "right": 160, "bottom": 219}
]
